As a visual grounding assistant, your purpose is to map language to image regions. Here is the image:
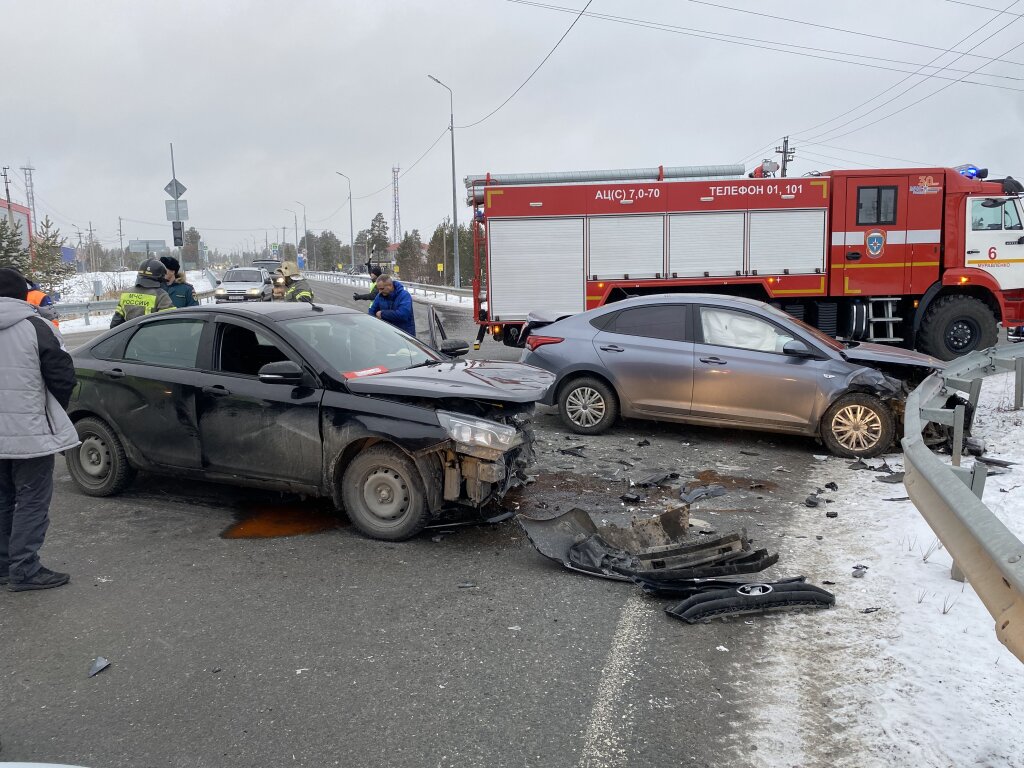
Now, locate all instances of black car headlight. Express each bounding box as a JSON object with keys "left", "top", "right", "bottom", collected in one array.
[{"left": 437, "top": 411, "right": 521, "bottom": 451}]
